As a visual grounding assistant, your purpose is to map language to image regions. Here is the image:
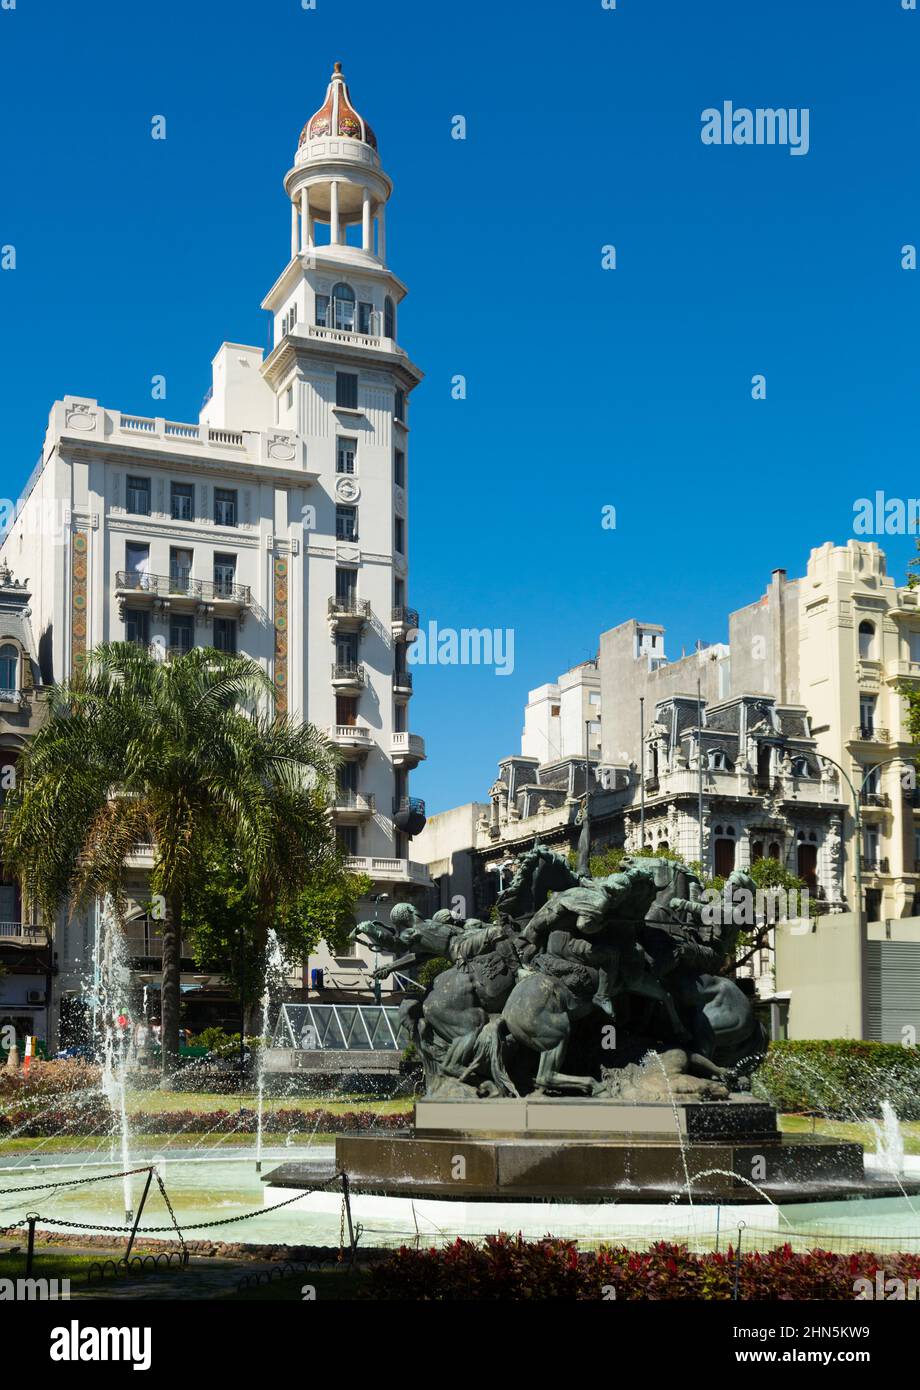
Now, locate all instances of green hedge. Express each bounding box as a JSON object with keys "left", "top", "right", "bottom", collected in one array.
[{"left": 755, "top": 1039, "right": 920, "bottom": 1120}]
